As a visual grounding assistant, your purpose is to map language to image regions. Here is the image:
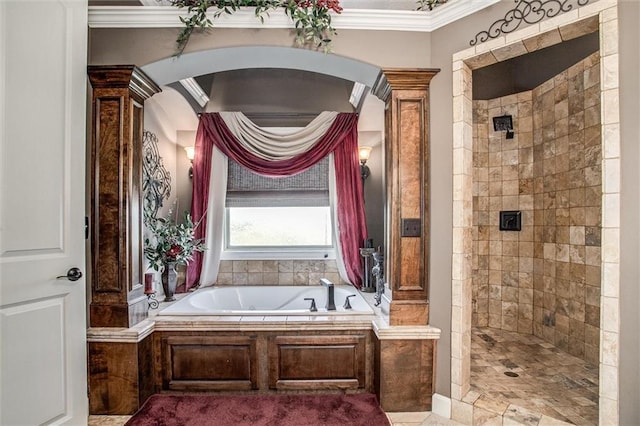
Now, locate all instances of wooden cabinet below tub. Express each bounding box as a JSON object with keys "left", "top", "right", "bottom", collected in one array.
[
  {"left": 155, "top": 330, "right": 373, "bottom": 393},
  {"left": 161, "top": 335, "right": 258, "bottom": 391},
  {"left": 268, "top": 335, "right": 367, "bottom": 390}
]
